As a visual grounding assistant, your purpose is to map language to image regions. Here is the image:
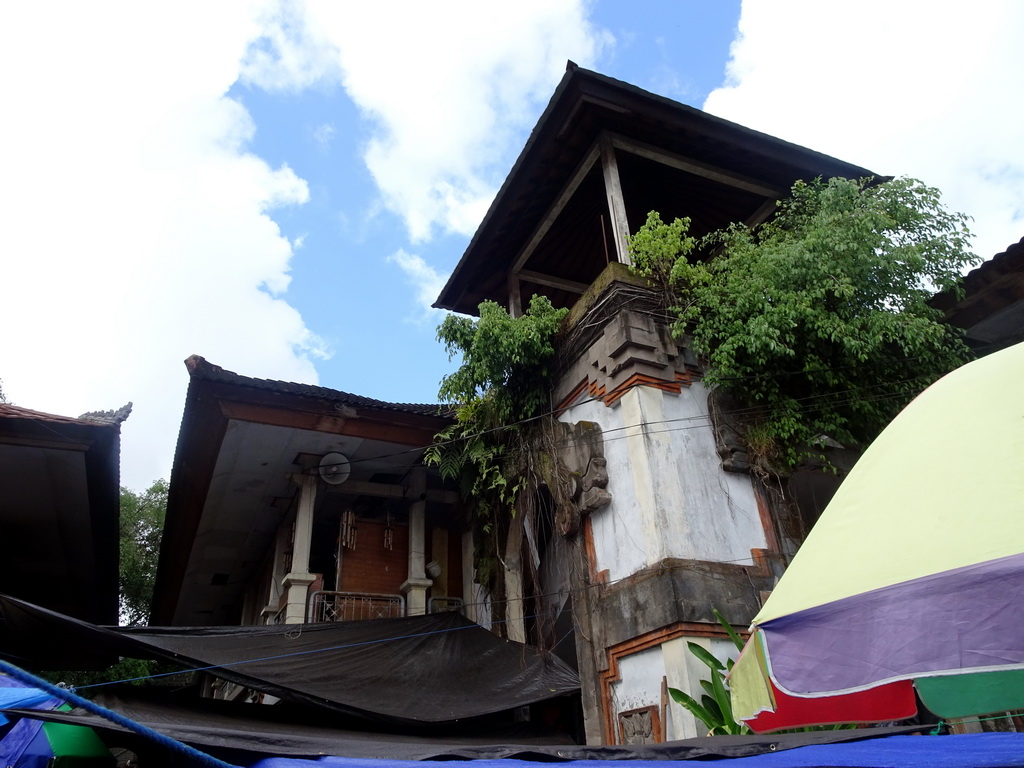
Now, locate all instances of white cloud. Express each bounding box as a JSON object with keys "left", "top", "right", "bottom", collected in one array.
[
  {"left": 249, "top": 0, "right": 612, "bottom": 242},
  {"left": 703, "top": 1, "right": 1024, "bottom": 260},
  {"left": 387, "top": 249, "right": 449, "bottom": 321},
  {"left": 240, "top": 0, "right": 341, "bottom": 90},
  {"left": 0, "top": 1, "right": 325, "bottom": 489}
]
